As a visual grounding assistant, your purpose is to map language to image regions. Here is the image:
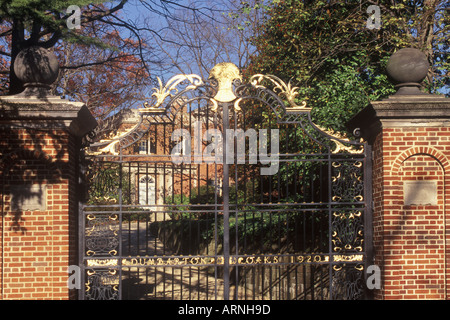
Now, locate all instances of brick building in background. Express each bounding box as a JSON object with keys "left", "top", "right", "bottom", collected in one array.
[{"left": 87, "top": 104, "right": 224, "bottom": 211}]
